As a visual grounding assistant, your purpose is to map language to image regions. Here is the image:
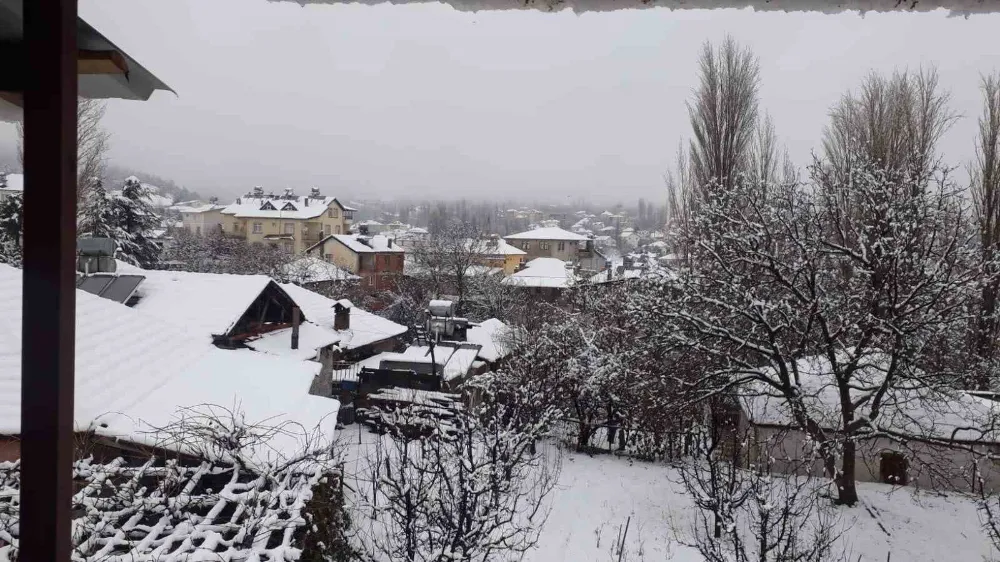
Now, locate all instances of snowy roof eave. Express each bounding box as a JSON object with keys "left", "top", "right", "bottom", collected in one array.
[{"left": 268, "top": 0, "right": 995, "bottom": 14}]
